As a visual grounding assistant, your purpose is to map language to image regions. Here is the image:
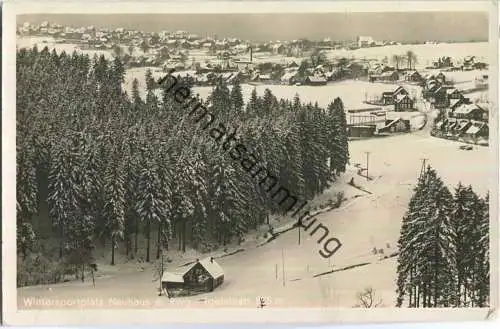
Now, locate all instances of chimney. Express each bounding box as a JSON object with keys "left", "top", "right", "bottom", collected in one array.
[
  {"left": 210, "top": 257, "right": 214, "bottom": 263},
  {"left": 196, "top": 258, "right": 199, "bottom": 263},
  {"left": 250, "top": 47, "right": 253, "bottom": 62}
]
